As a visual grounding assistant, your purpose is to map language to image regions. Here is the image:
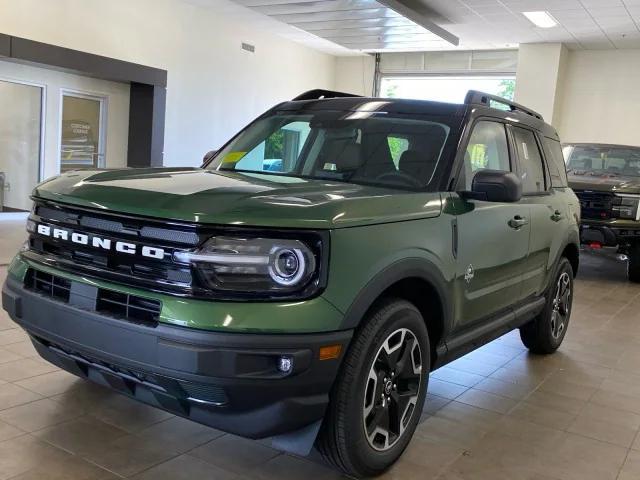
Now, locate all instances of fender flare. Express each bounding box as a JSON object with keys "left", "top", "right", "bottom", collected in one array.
[
  {"left": 338, "top": 257, "right": 453, "bottom": 338},
  {"left": 552, "top": 232, "right": 580, "bottom": 276}
]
